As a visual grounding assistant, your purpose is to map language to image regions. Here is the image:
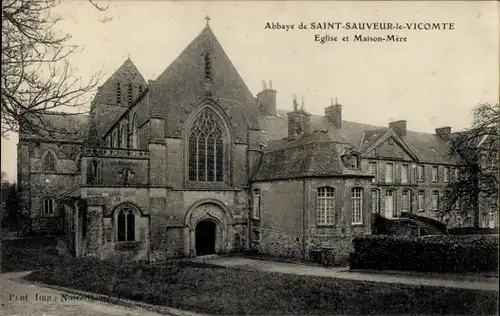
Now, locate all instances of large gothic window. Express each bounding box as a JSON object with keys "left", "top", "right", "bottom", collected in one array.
[{"left": 188, "top": 108, "right": 224, "bottom": 182}]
